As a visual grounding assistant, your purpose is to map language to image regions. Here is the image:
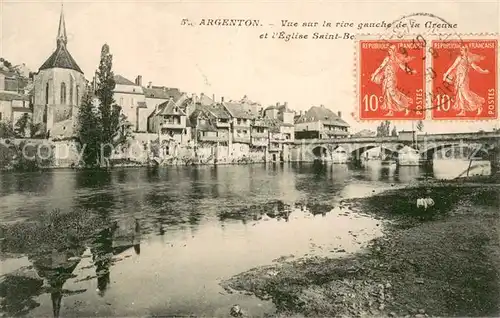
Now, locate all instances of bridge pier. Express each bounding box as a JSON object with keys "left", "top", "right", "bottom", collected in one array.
[{"left": 487, "top": 141, "right": 500, "bottom": 177}]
